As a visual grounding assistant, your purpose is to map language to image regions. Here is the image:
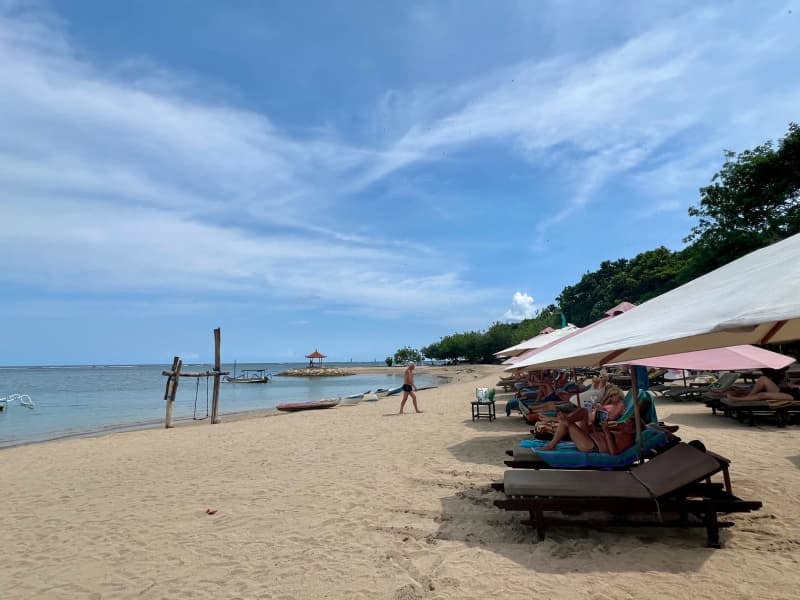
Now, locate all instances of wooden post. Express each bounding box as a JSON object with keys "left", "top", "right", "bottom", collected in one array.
[
  {"left": 211, "top": 327, "right": 222, "bottom": 424},
  {"left": 165, "top": 356, "right": 182, "bottom": 428}
]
